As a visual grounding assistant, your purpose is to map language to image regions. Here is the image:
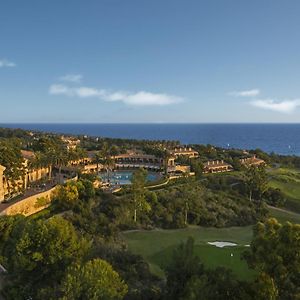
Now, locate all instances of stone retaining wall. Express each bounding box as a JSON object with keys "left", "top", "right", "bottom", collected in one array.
[
  {"left": 0, "top": 175, "right": 78, "bottom": 217},
  {"left": 0, "top": 187, "right": 56, "bottom": 216}
]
